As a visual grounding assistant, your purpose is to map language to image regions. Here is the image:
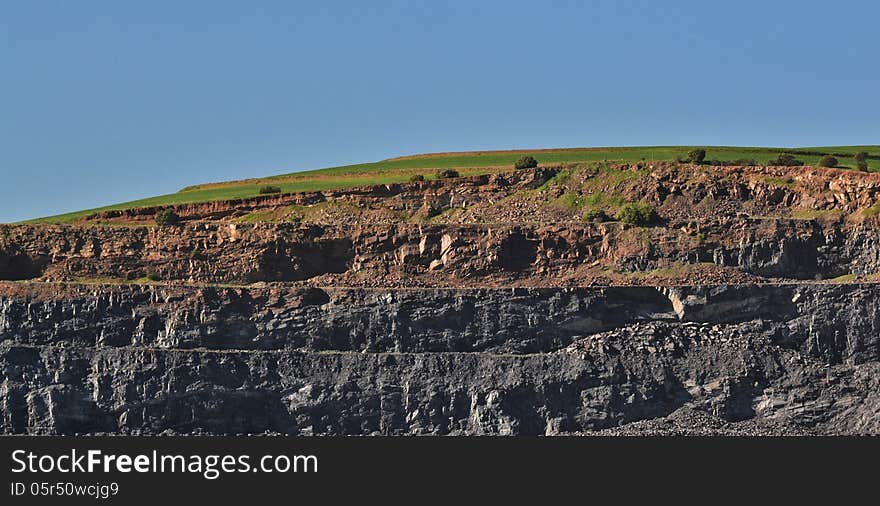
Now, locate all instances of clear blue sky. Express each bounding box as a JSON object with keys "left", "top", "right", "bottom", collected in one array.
[{"left": 1, "top": 0, "right": 878, "bottom": 222}]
